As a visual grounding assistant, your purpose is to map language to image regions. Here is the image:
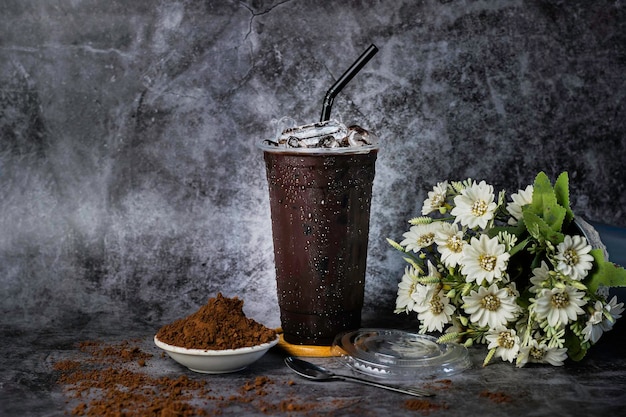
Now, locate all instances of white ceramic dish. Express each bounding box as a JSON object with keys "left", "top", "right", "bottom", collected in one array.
[{"left": 154, "top": 335, "right": 280, "bottom": 374}]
